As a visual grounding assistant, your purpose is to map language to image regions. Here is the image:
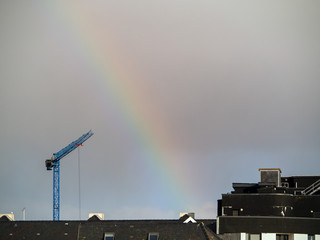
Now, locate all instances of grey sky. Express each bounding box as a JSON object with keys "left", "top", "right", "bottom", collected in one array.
[{"left": 1, "top": 1, "right": 320, "bottom": 220}]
